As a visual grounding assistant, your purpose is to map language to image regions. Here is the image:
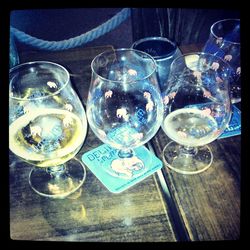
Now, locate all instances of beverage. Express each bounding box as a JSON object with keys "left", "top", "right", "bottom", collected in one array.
[
  {"left": 9, "top": 108, "right": 87, "bottom": 167},
  {"left": 162, "top": 108, "right": 218, "bottom": 147}
]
